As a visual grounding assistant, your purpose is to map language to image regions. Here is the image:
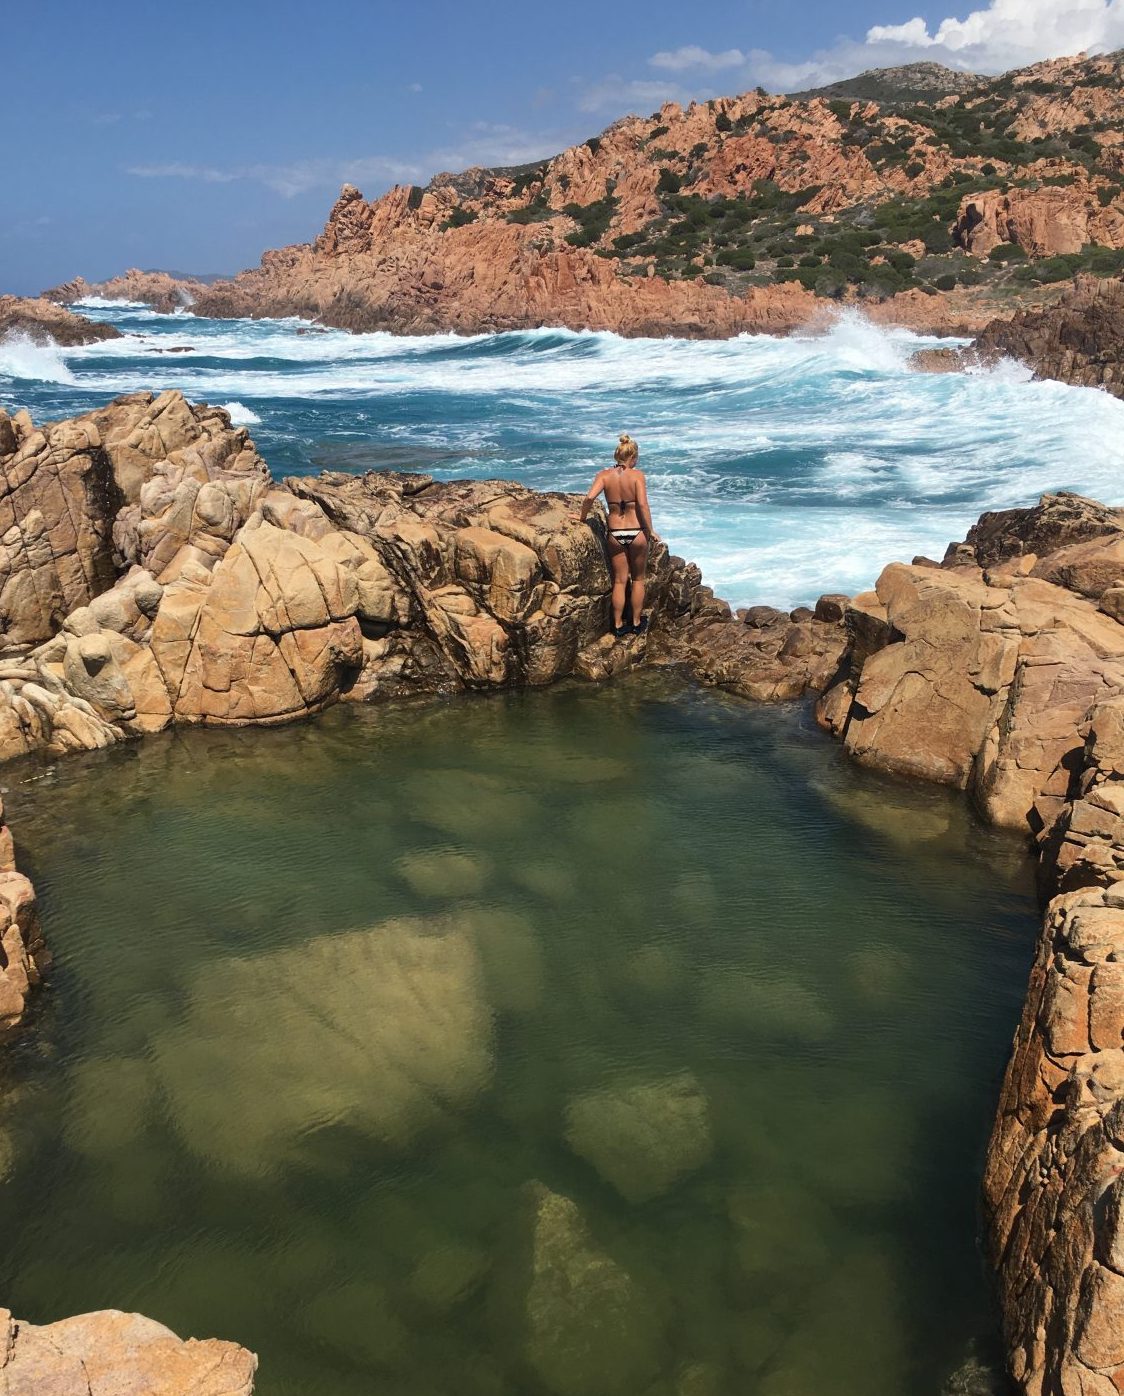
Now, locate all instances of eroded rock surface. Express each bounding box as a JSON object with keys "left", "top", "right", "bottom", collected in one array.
[
  {"left": 0, "top": 393, "right": 713, "bottom": 762},
  {"left": 0, "top": 296, "right": 121, "bottom": 347},
  {"left": 0, "top": 794, "right": 46, "bottom": 1038},
  {"left": 969, "top": 275, "right": 1124, "bottom": 400},
  {"left": 0, "top": 1306, "right": 256, "bottom": 1394}
]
